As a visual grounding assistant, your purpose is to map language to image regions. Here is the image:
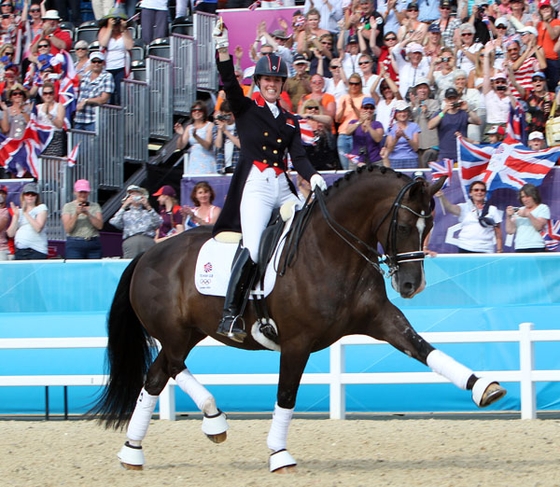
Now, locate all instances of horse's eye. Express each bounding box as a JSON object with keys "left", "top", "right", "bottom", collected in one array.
[{"left": 397, "top": 224, "right": 410, "bottom": 236}]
